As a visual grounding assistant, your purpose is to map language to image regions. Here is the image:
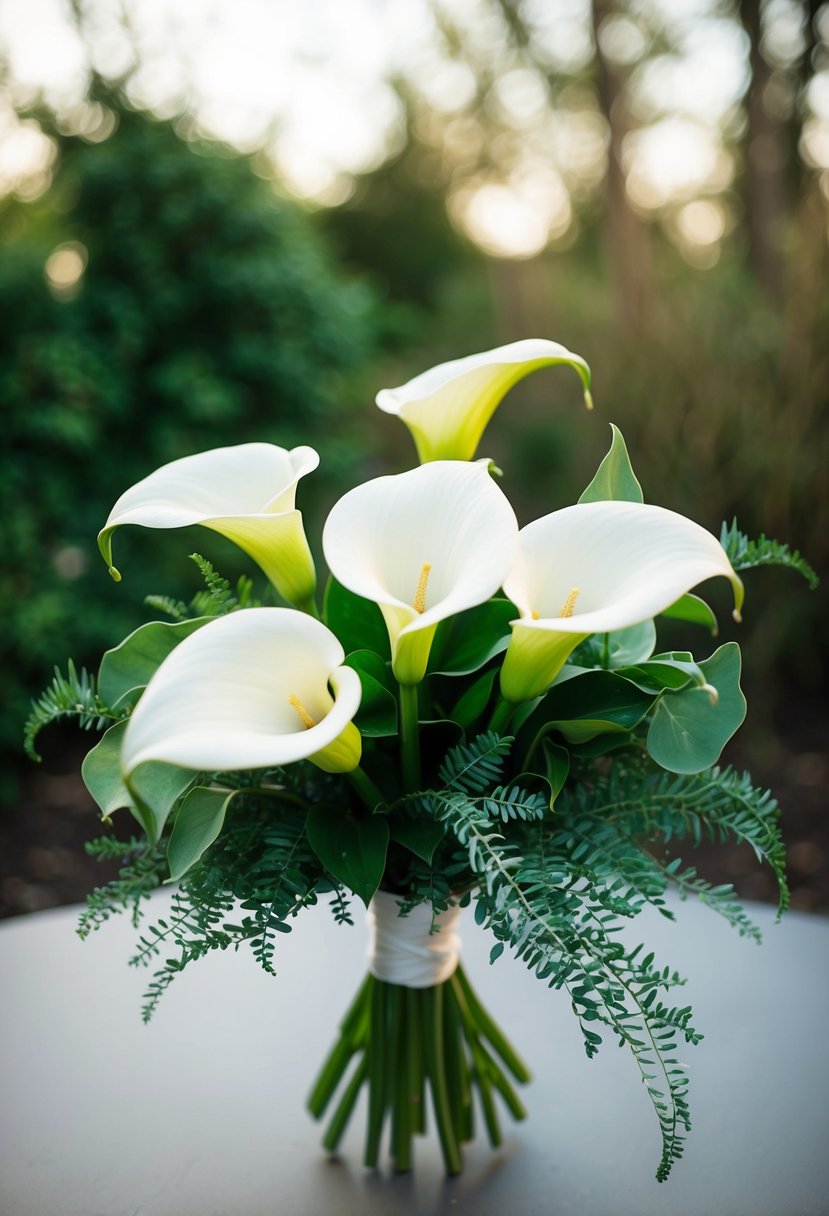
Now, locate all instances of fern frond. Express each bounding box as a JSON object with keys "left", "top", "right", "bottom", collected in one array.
[
  {"left": 77, "top": 836, "right": 167, "bottom": 937},
  {"left": 189, "top": 553, "right": 237, "bottom": 616},
  {"left": 129, "top": 796, "right": 324, "bottom": 1019},
  {"left": 562, "top": 764, "right": 788, "bottom": 916},
  {"left": 435, "top": 790, "right": 697, "bottom": 1182},
  {"left": 720, "top": 519, "right": 818, "bottom": 588},
  {"left": 438, "top": 731, "right": 512, "bottom": 795},
  {"left": 658, "top": 859, "right": 761, "bottom": 941},
  {"left": 143, "top": 594, "right": 189, "bottom": 621},
  {"left": 24, "top": 660, "right": 121, "bottom": 761}
]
